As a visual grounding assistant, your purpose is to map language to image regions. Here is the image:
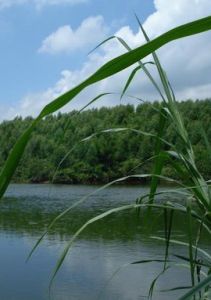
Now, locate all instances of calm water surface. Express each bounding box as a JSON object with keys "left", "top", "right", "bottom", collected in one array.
[{"left": 0, "top": 184, "right": 209, "bottom": 300}]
